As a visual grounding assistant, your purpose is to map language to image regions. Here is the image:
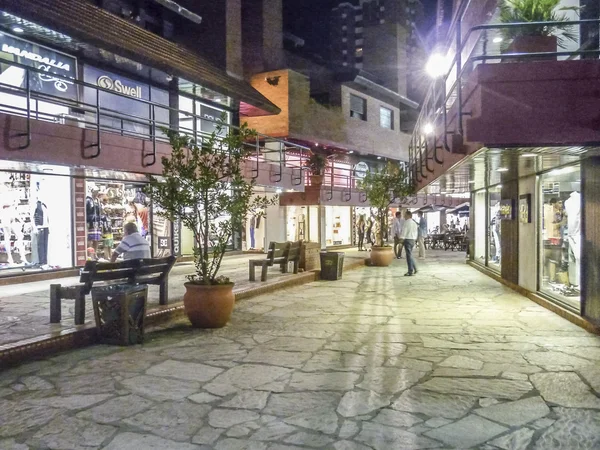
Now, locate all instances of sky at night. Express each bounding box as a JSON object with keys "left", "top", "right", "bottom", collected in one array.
[{"left": 283, "top": 0, "right": 438, "bottom": 56}]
